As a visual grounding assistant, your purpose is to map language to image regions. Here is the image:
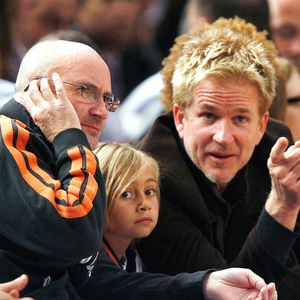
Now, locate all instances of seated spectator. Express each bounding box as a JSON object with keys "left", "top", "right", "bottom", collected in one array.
[
  {"left": 0, "top": 38, "right": 277, "bottom": 300},
  {"left": 138, "top": 17, "right": 300, "bottom": 300},
  {"left": 268, "top": 0, "right": 300, "bottom": 141},
  {"left": 94, "top": 142, "right": 159, "bottom": 272}
]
